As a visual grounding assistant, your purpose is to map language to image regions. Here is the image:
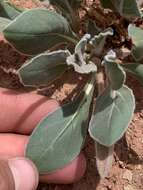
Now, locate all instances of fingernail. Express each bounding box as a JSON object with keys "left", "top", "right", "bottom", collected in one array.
[{"left": 8, "top": 158, "right": 39, "bottom": 190}]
